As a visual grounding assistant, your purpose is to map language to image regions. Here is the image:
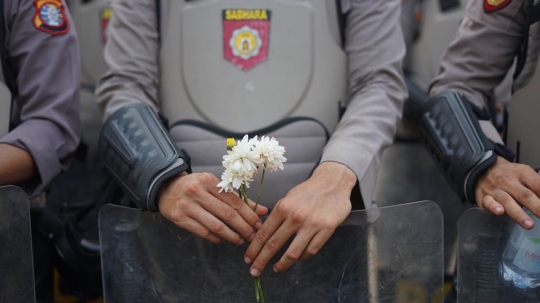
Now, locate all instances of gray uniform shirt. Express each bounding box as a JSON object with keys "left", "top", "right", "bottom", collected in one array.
[
  {"left": 430, "top": 0, "right": 540, "bottom": 144},
  {"left": 97, "top": 0, "right": 406, "bottom": 206},
  {"left": 0, "top": 0, "right": 81, "bottom": 195}
]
